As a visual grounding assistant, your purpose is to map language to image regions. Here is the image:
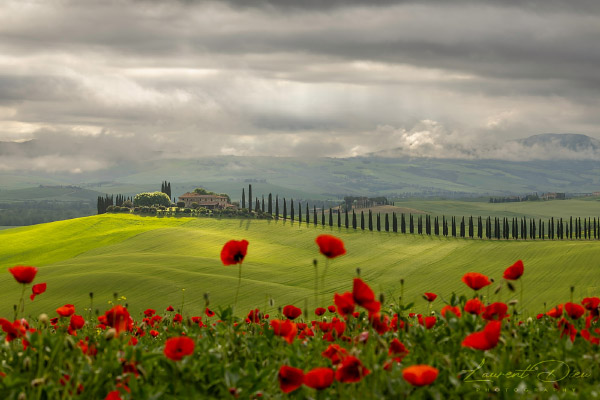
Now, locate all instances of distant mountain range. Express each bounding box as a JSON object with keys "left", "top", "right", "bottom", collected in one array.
[{"left": 1, "top": 133, "right": 599, "bottom": 197}]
